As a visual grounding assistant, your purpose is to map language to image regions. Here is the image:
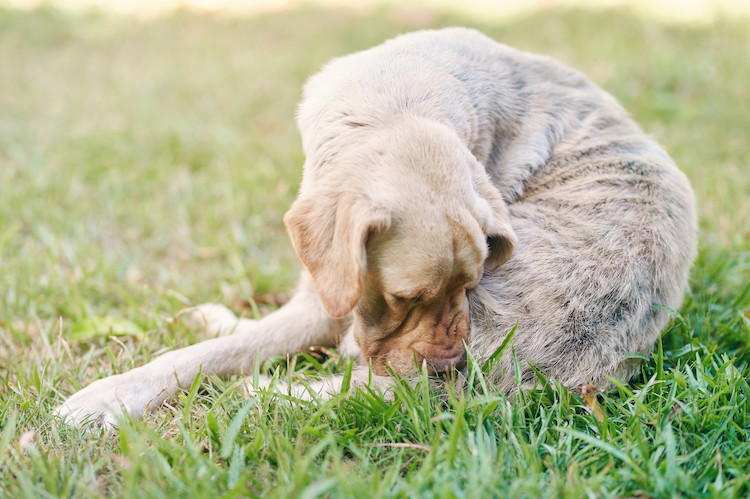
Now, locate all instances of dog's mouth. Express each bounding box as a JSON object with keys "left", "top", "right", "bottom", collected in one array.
[
  {"left": 367, "top": 346, "right": 468, "bottom": 377},
  {"left": 356, "top": 302, "right": 472, "bottom": 377},
  {"left": 423, "top": 349, "right": 468, "bottom": 376}
]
